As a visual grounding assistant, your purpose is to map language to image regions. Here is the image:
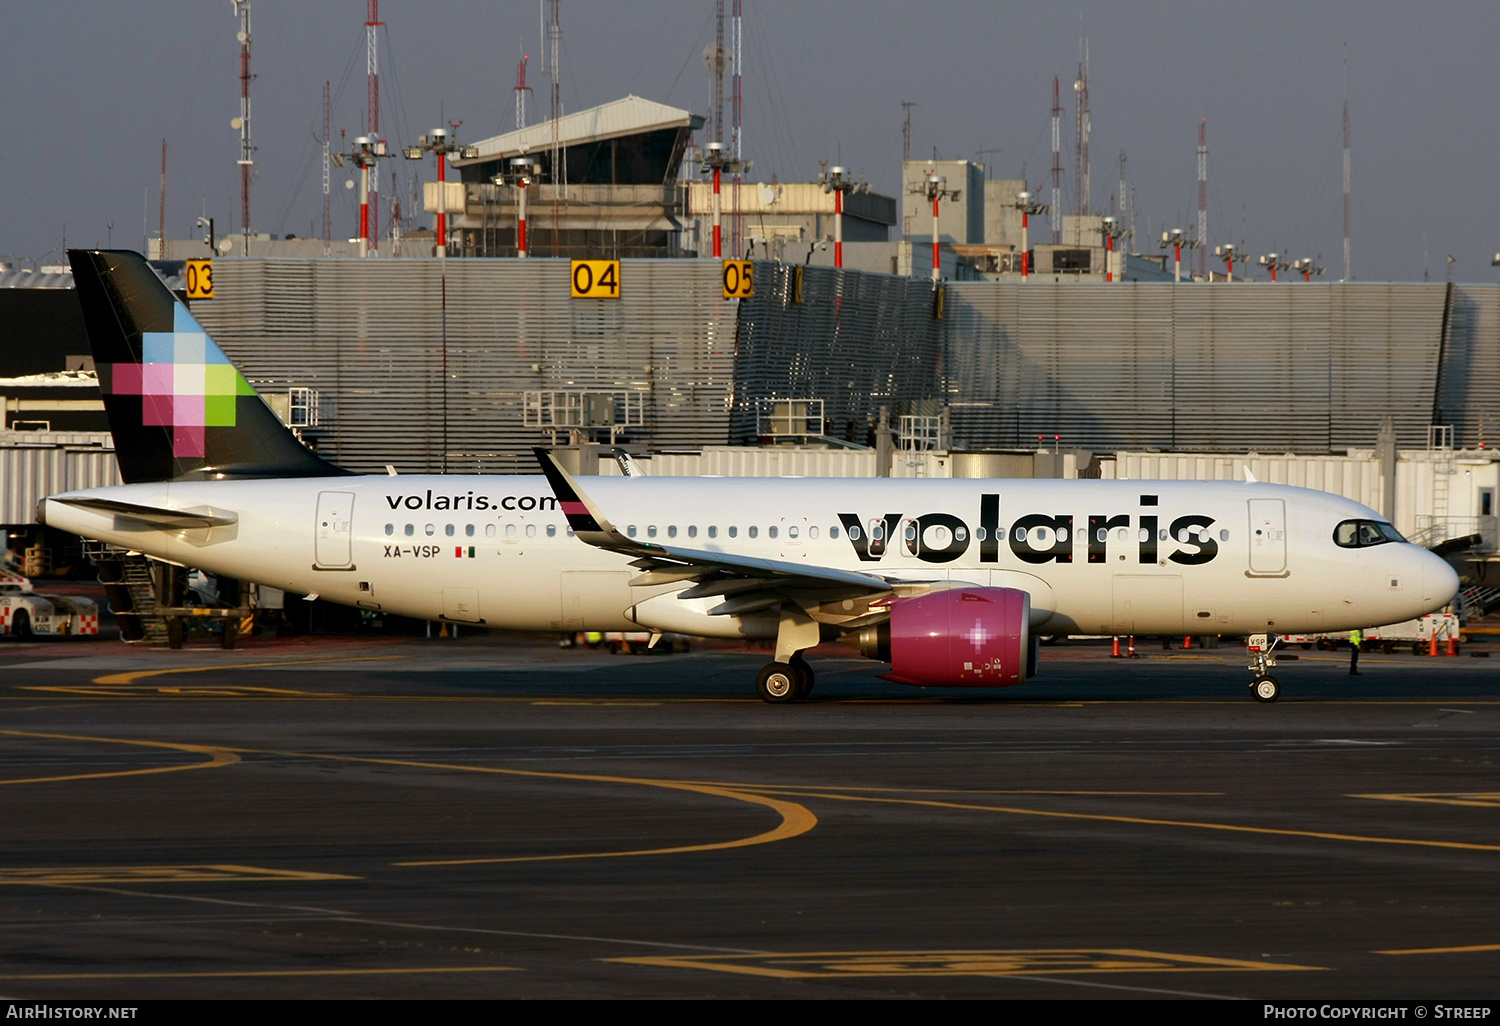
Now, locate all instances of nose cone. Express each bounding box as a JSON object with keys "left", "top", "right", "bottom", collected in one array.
[{"left": 1421, "top": 549, "right": 1461, "bottom": 611}]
